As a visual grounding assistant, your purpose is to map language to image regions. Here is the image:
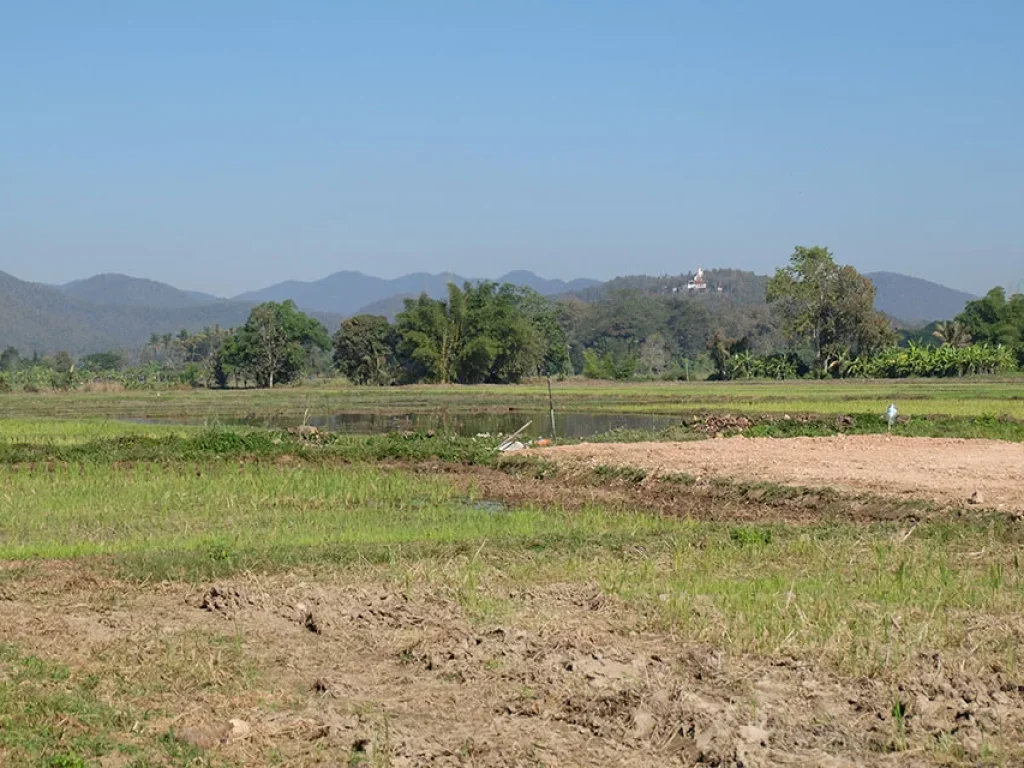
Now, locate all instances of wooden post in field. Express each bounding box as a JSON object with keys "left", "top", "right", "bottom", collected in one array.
[{"left": 547, "top": 375, "right": 557, "bottom": 443}]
